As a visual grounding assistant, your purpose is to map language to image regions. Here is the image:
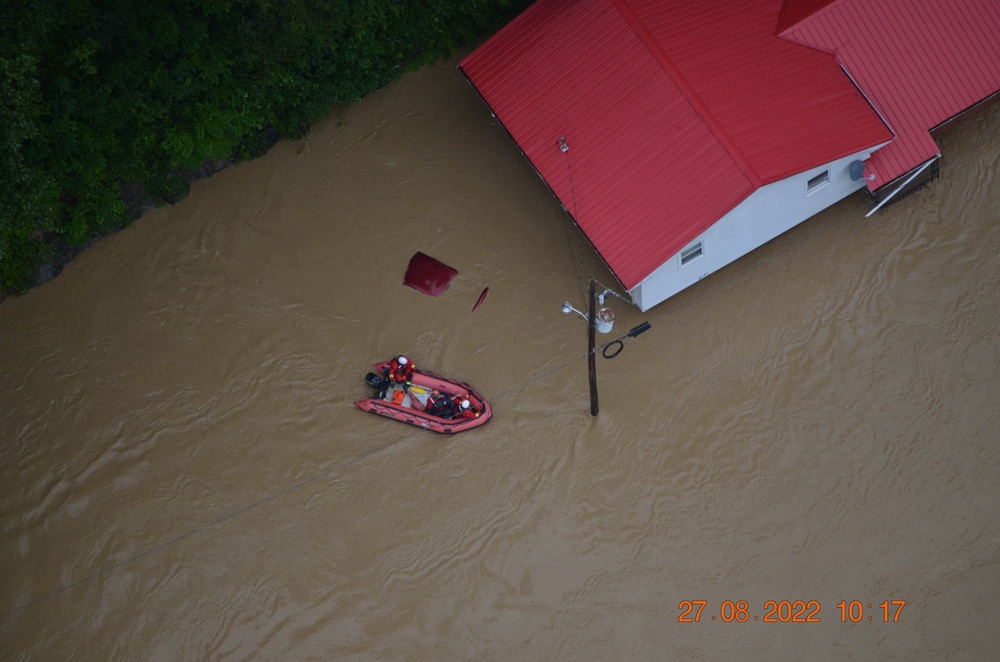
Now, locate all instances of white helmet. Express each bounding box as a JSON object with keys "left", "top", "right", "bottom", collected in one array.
[
  {"left": 460, "top": 399, "right": 471, "bottom": 410},
  {"left": 398, "top": 356, "right": 408, "bottom": 365}
]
